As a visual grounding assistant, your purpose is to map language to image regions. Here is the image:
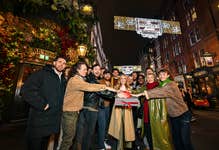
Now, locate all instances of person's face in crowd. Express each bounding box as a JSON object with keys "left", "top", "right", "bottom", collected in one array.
[
  {"left": 93, "top": 65, "right": 101, "bottom": 78},
  {"left": 64, "top": 67, "right": 71, "bottom": 79},
  {"left": 77, "top": 64, "right": 88, "bottom": 77},
  {"left": 112, "top": 70, "right": 119, "bottom": 77},
  {"left": 146, "top": 74, "right": 155, "bottom": 83},
  {"left": 146, "top": 68, "right": 154, "bottom": 75},
  {"left": 104, "top": 73, "right": 111, "bottom": 81},
  {"left": 132, "top": 72, "right": 138, "bottom": 81},
  {"left": 53, "top": 58, "right": 67, "bottom": 73},
  {"left": 127, "top": 76, "right": 133, "bottom": 85},
  {"left": 101, "top": 68, "right": 105, "bottom": 76},
  {"left": 120, "top": 75, "right": 127, "bottom": 86},
  {"left": 138, "top": 75, "right": 145, "bottom": 85},
  {"left": 158, "top": 71, "right": 170, "bottom": 81}
]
